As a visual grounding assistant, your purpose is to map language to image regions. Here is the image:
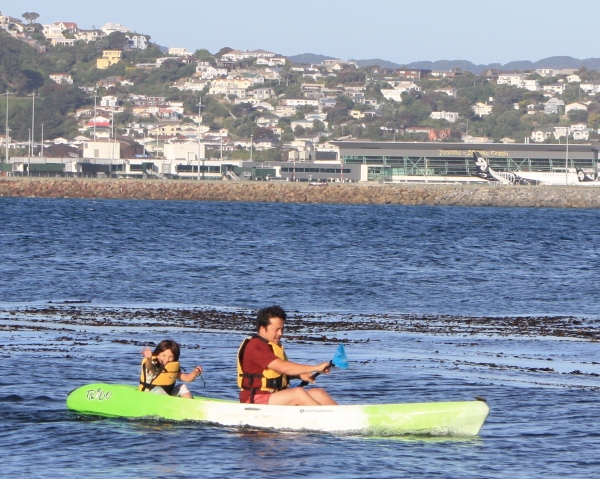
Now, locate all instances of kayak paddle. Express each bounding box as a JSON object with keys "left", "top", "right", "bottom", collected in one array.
[{"left": 299, "top": 344, "right": 348, "bottom": 387}]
